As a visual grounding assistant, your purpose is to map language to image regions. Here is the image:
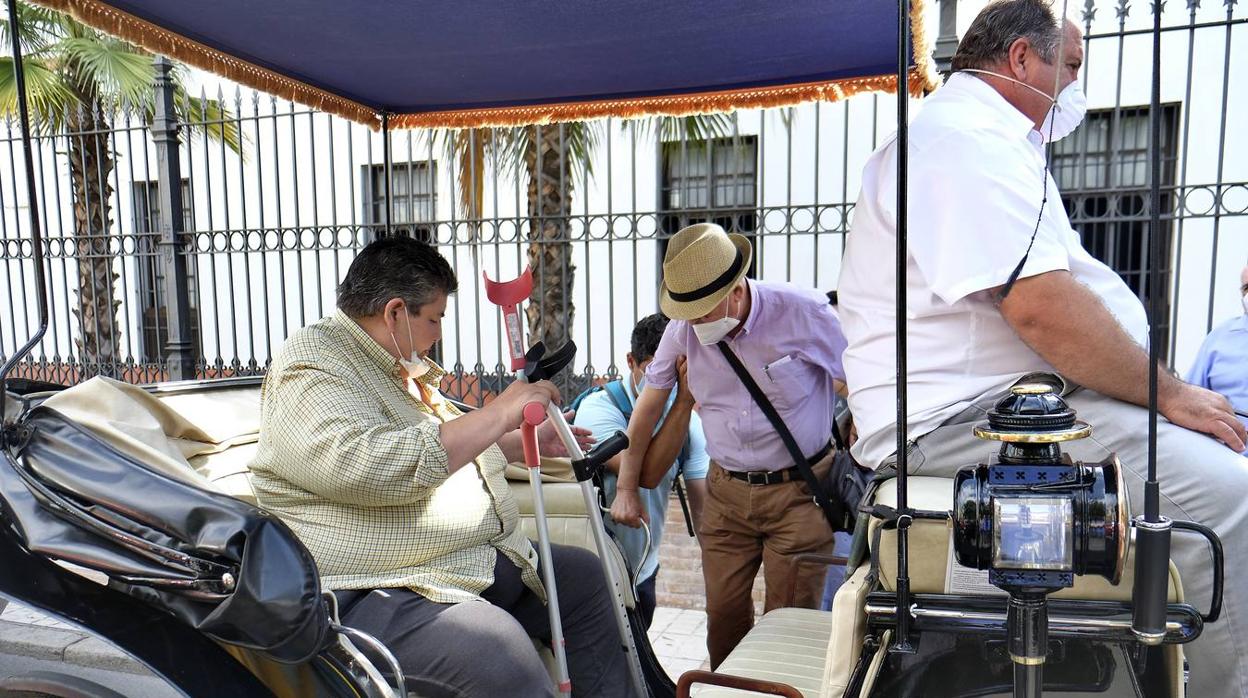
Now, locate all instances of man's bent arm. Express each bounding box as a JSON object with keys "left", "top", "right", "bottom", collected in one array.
[
  {"left": 1000, "top": 271, "right": 1246, "bottom": 450},
  {"left": 441, "top": 409, "right": 515, "bottom": 471},
  {"left": 444, "top": 379, "right": 561, "bottom": 470},
  {"left": 611, "top": 385, "right": 672, "bottom": 527},
  {"left": 617, "top": 385, "right": 671, "bottom": 490},
  {"left": 638, "top": 396, "right": 695, "bottom": 489}
]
